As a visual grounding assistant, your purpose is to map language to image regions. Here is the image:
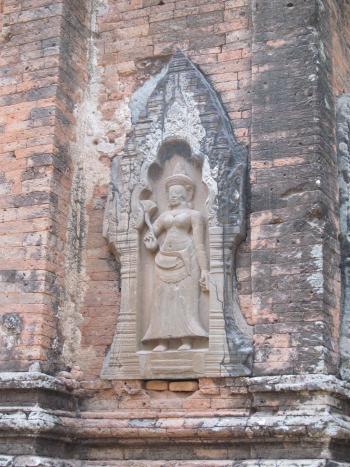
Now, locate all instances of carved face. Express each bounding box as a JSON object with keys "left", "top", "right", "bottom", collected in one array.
[{"left": 168, "top": 184, "right": 187, "bottom": 207}]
